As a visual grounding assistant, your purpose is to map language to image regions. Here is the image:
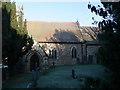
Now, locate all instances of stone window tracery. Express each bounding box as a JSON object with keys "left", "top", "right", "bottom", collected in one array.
[
  {"left": 52, "top": 49, "right": 57, "bottom": 59},
  {"left": 71, "top": 47, "right": 77, "bottom": 58}
]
